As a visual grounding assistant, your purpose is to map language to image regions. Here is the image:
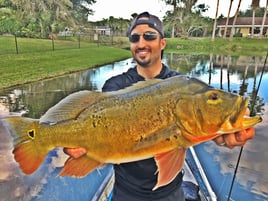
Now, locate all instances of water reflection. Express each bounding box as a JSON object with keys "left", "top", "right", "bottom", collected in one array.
[
  {"left": 165, "top": 53, "right": 268, "bottom": 201},
  {"left": 0, "top": 54, "right": 267, "bottom": 201},
  {"left": 0, "top": 59, "right": 134, "bottom": 118}
]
